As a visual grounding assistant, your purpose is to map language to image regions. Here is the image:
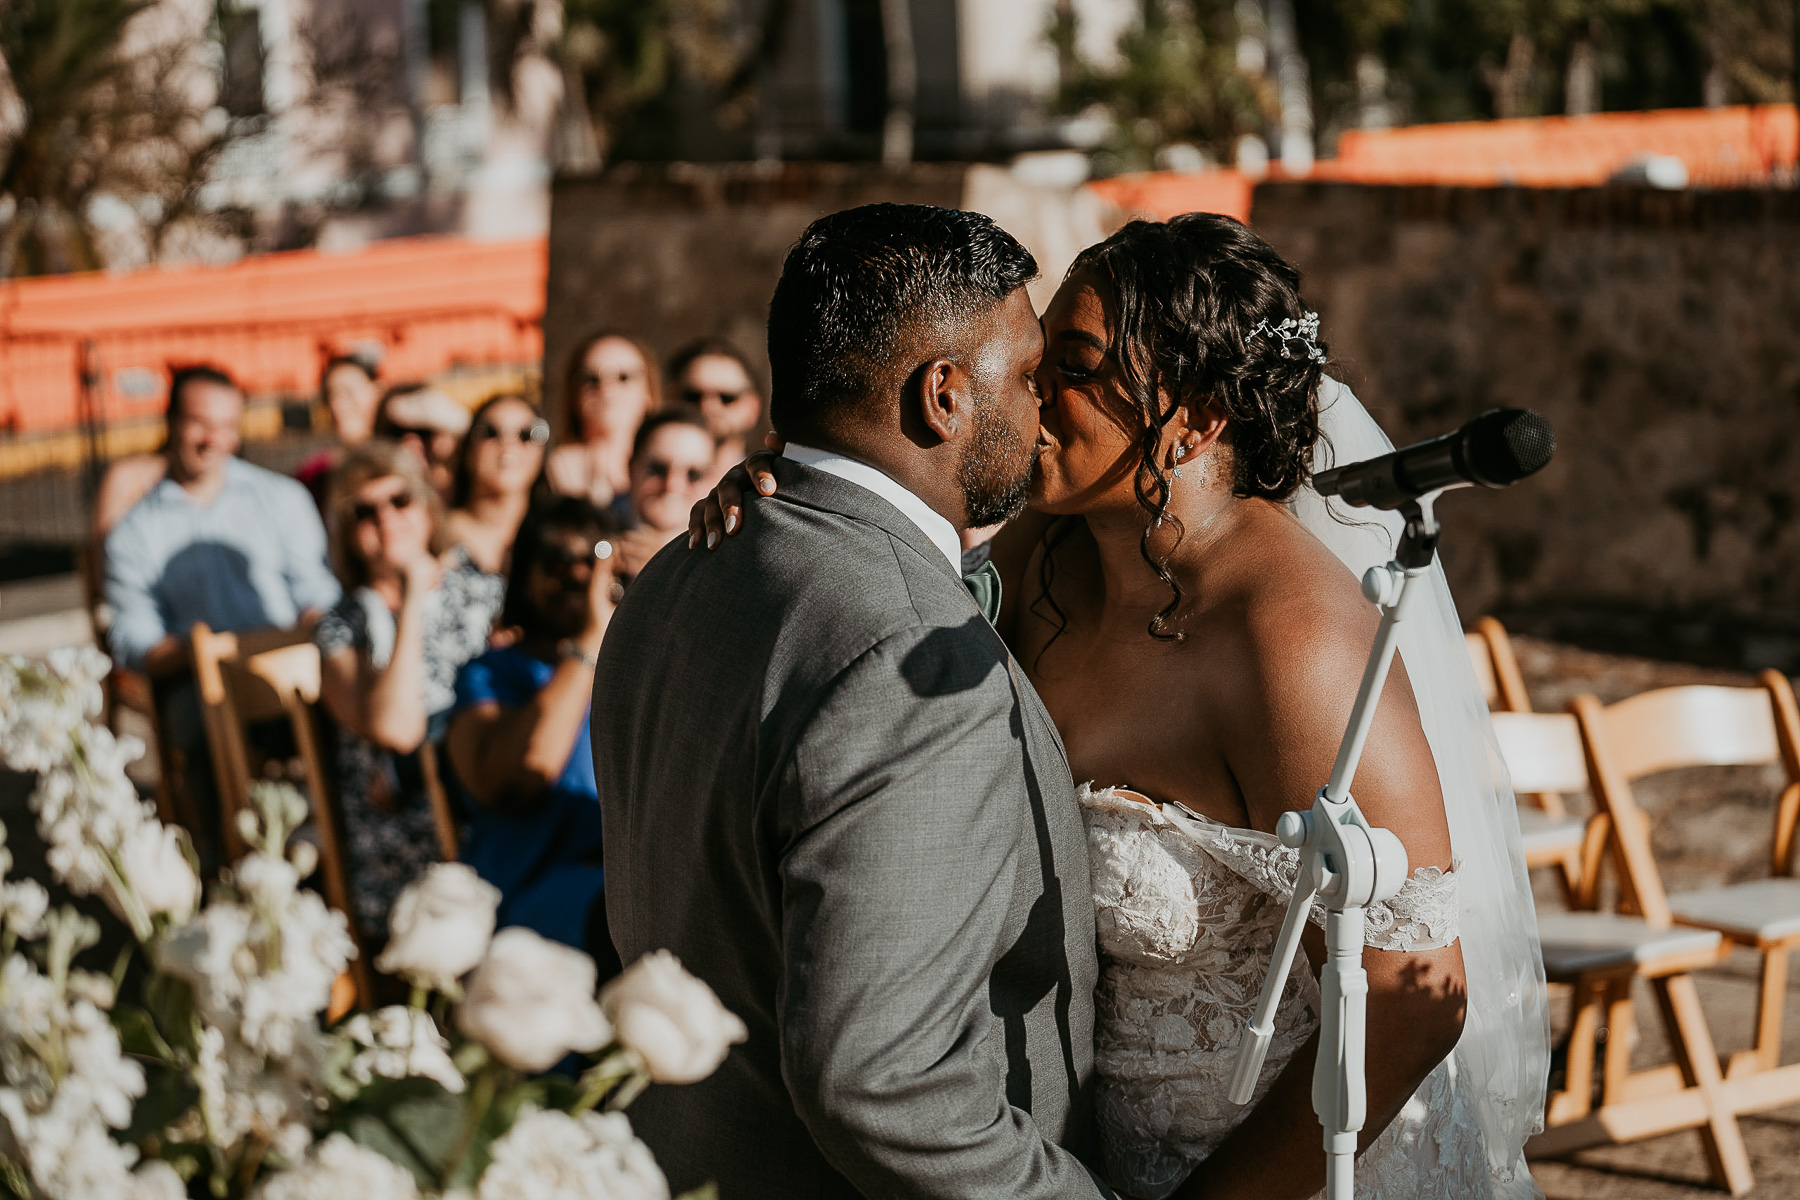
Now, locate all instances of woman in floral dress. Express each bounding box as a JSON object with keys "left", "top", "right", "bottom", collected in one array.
[{"left": 315, "top": 441, "right": 503, "bottom": 948}]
